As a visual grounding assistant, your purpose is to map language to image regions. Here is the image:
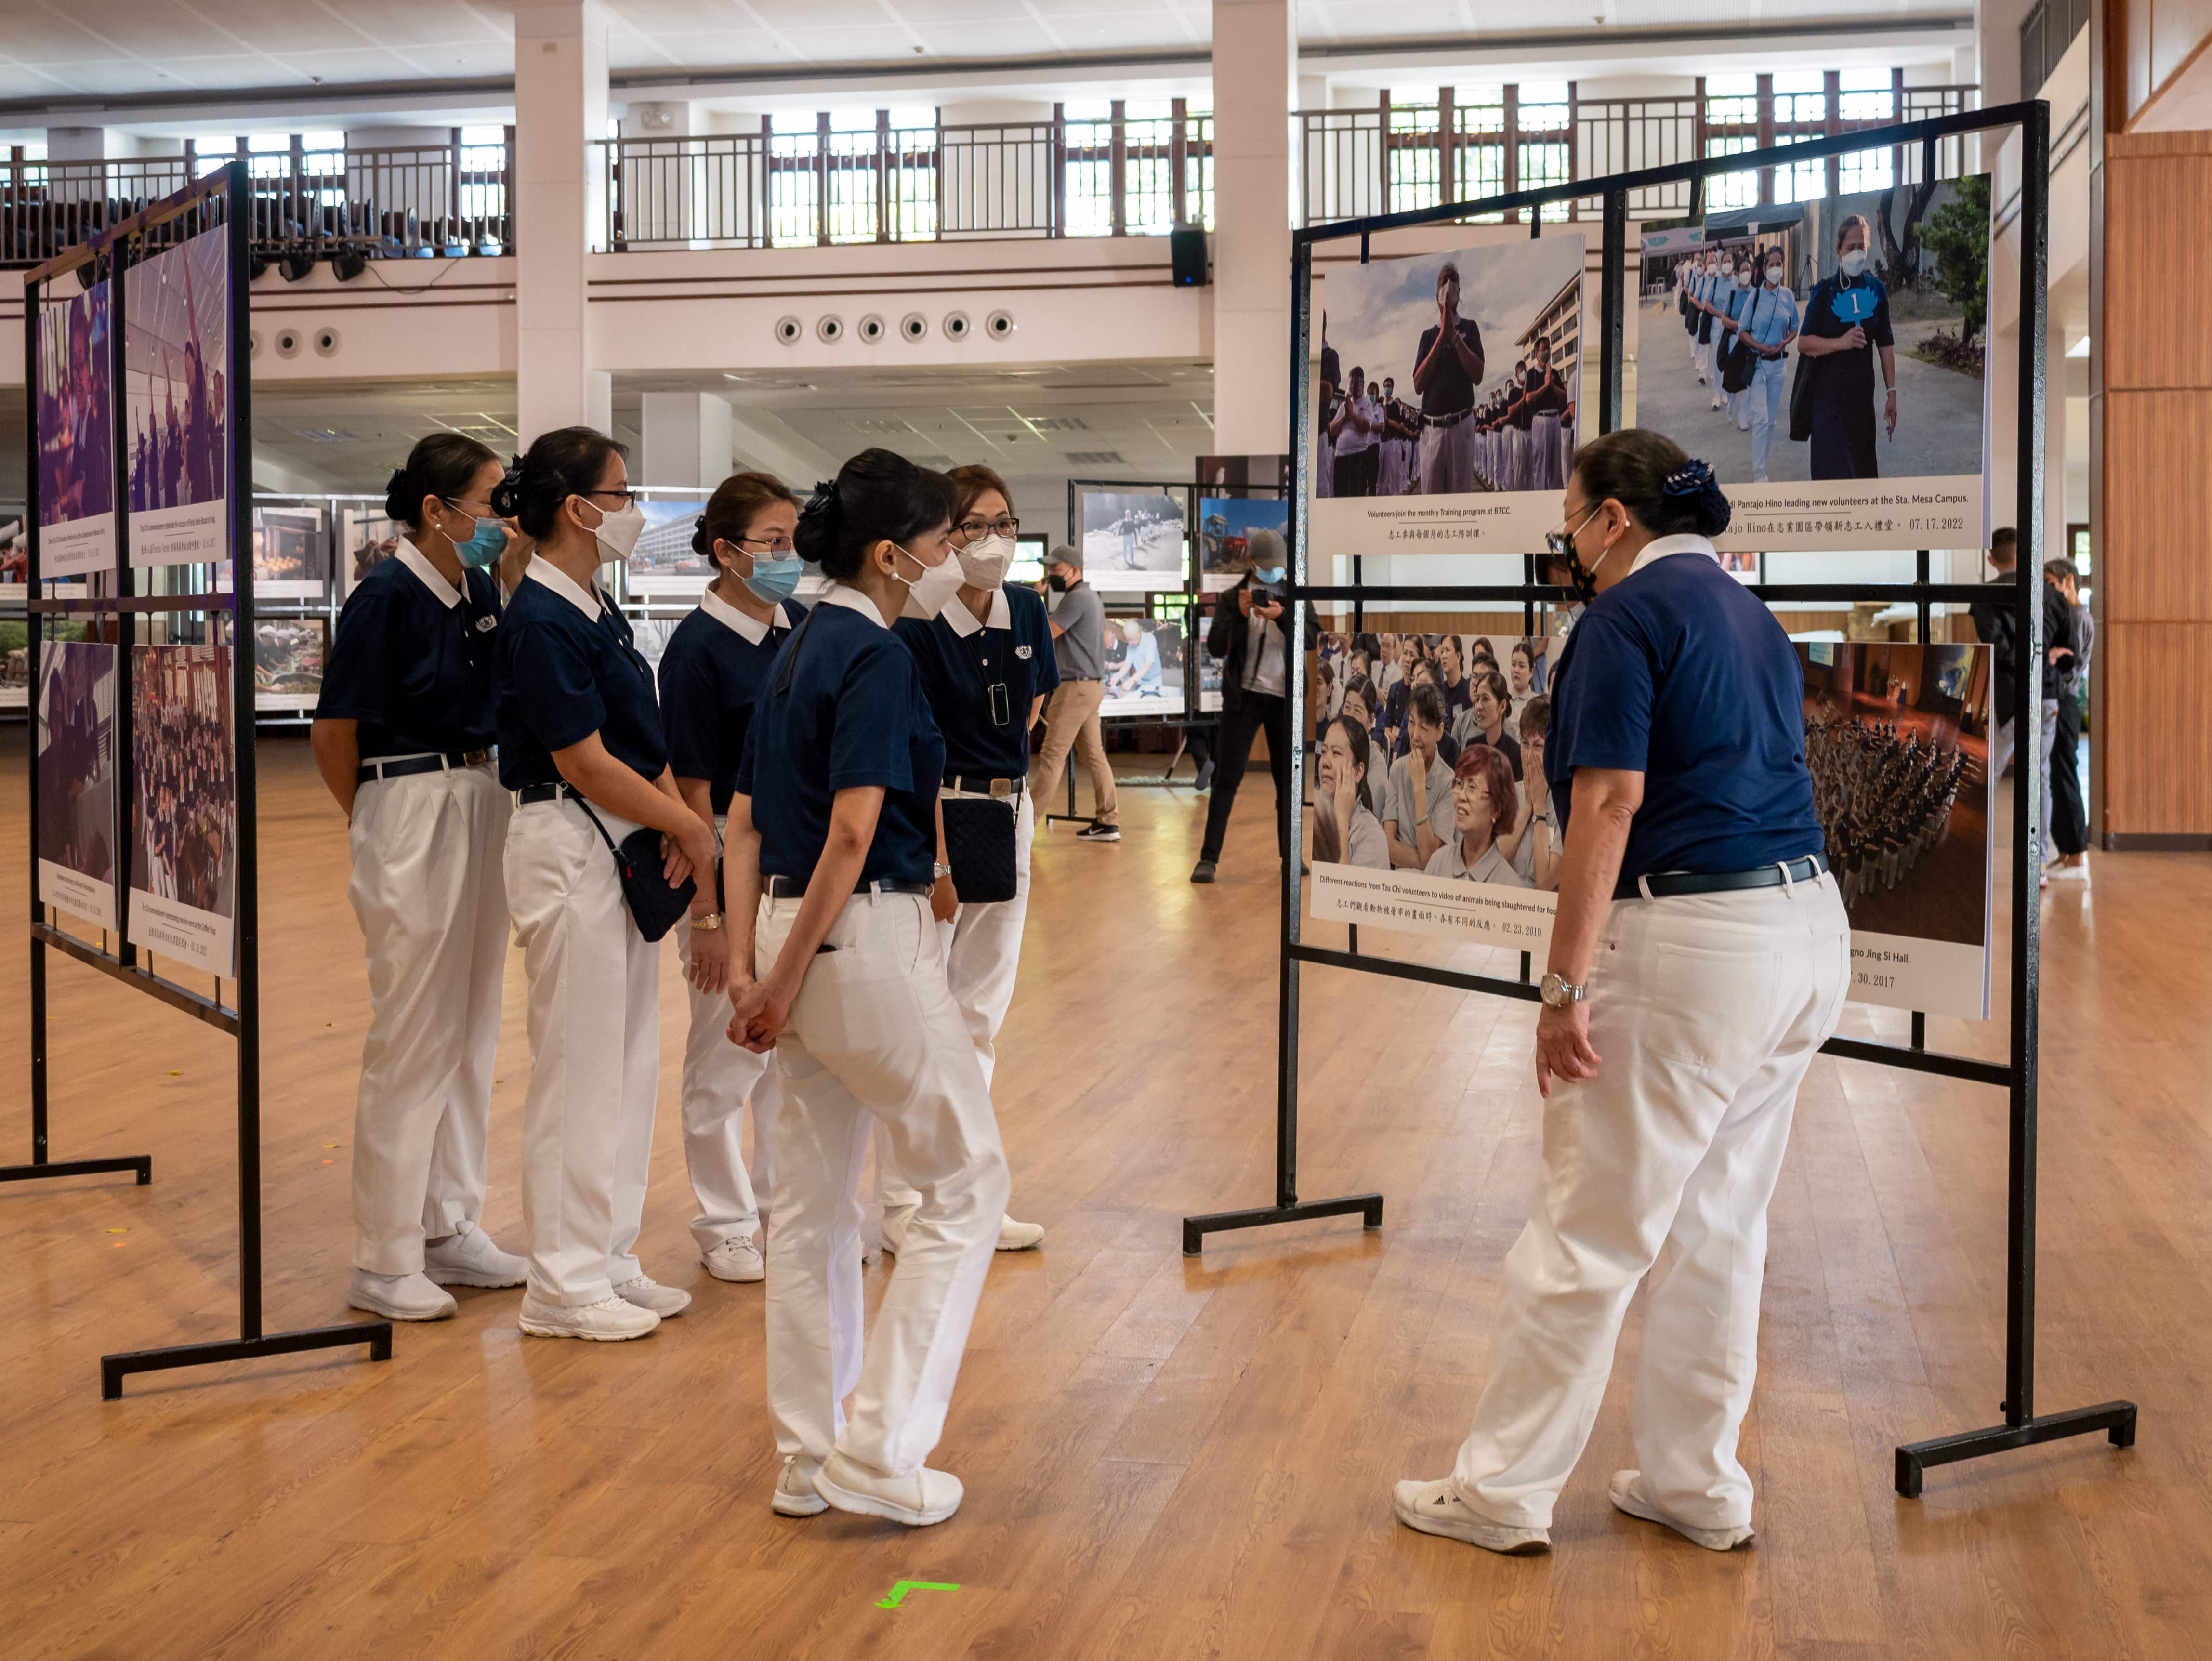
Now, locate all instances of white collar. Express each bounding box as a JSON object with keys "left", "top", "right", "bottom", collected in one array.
[
  {"left": 395, "top": 540, "right": 460, "bottom": 609},
  {"left": 819, "top": 584, "right": 890, "bottom": 630},
  {"left": 523, "top": 558, "right": 606, "bottom": 622},
  {"left": 1628, "top": 533, "right": 1721, "bottom": 577},
  {"left": 700, "top": 582, "right": 788, "bottom": 645},
  {"left": 940, "top": 587, "right": 1011, "bottom": 638}
]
